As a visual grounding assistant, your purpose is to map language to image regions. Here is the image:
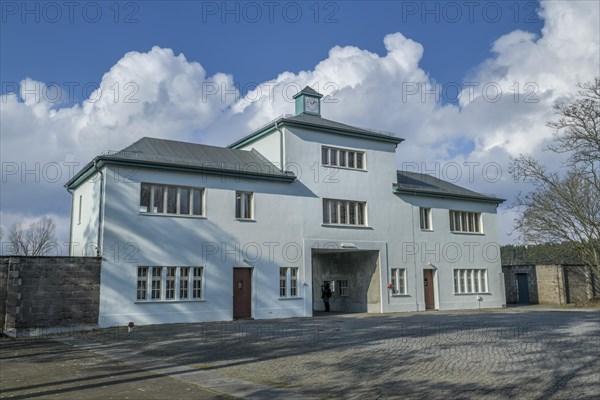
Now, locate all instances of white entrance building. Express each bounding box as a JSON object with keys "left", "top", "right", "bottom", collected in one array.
[{"left": 67, "top": 87, "right": 505, "bottom": 327}]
